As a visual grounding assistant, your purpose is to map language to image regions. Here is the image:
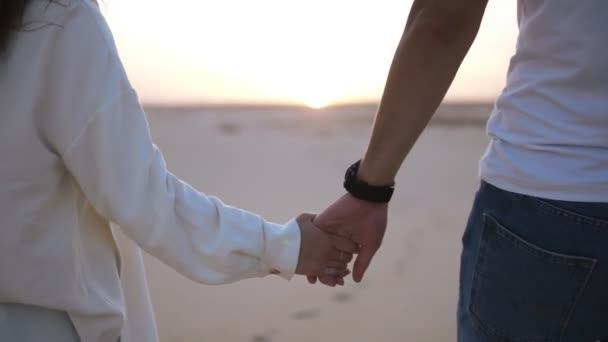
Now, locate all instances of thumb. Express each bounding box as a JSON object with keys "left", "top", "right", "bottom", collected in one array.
[
  {"left": 297, "top": 213, "right": 316, "bottom": 225},
  {"left": 352, "top": 244, "right": 378, "bottom": 283}
]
